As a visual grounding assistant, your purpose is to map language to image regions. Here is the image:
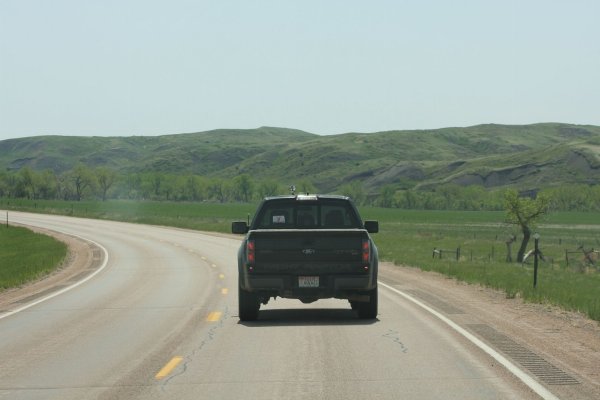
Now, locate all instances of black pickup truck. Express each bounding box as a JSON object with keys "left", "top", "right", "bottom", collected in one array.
[{"left": 232, "top": 194, "right": 379, "bottom": 321}]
